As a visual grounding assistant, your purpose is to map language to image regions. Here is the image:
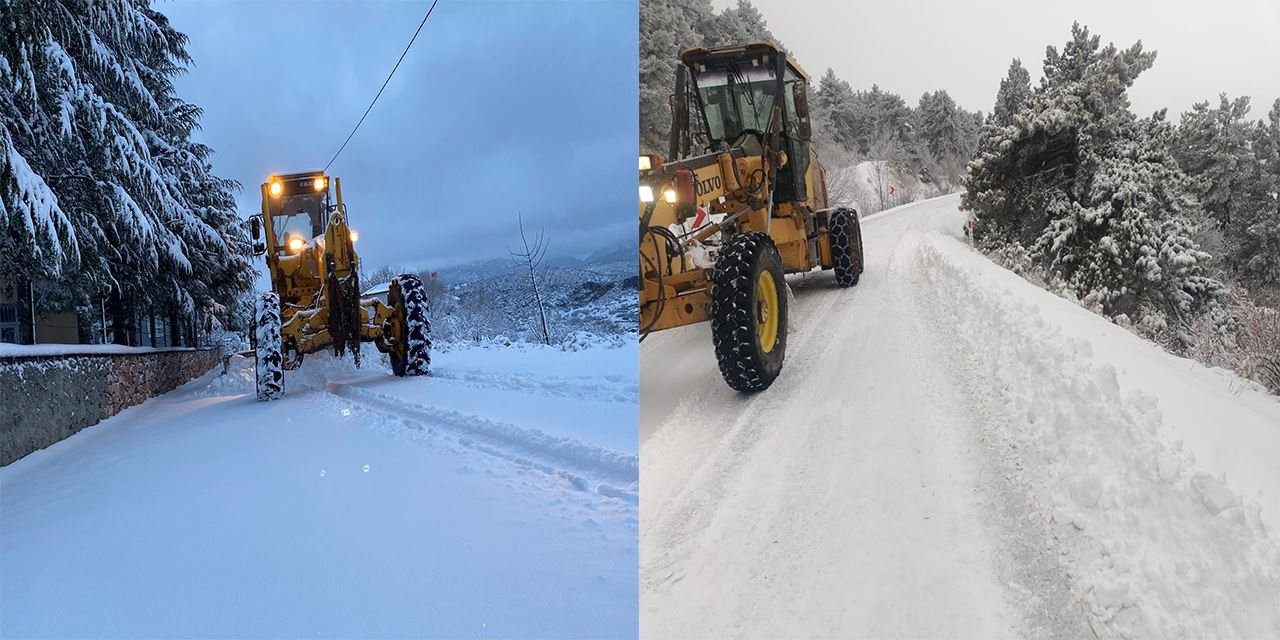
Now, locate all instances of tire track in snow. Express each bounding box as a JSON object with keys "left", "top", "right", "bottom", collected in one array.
[
  {"left": 642, "top": 200, "right": 928, "bottom": 589},
  {"left": 326, "top": 381, "right": 638, "bottom": 503},
  {"left": 640, "top": 273, "right": 852, "bottom": 588},
  {"left": 427, "top": 366, "right": 637, "bottom": 404}
]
